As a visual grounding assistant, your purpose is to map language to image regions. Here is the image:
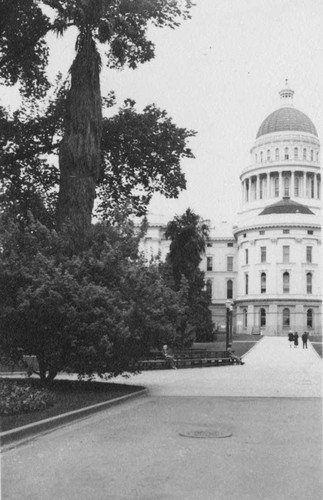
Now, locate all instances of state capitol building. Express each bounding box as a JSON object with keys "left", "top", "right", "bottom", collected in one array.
[{"left": 141, "top": 84, "right": 322, "bottom": 336}]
